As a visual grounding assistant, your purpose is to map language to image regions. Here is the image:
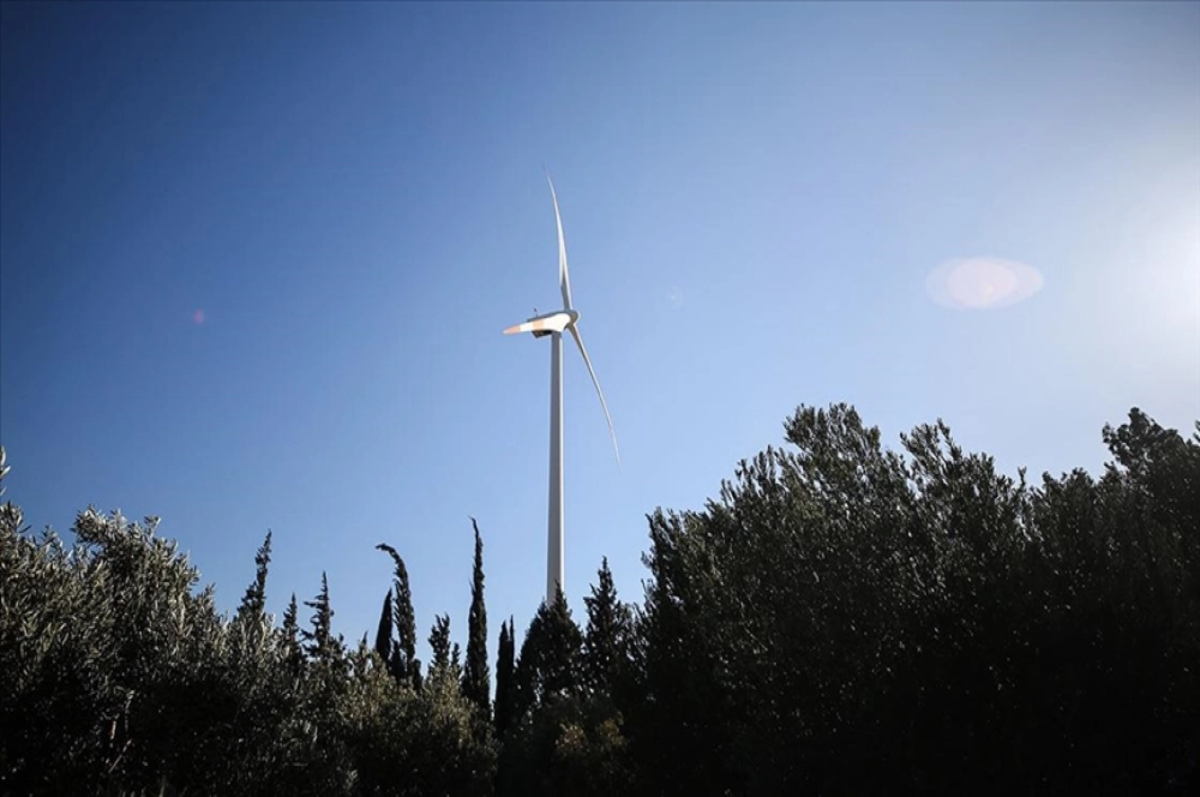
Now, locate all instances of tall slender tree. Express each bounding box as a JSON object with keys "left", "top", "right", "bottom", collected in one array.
[
  {"left": 376, "top": 543, "right": 420, "bottom": 687},
  {"left": 282, "top": 592, "right": 299, "bottom": 638},
  {"left": 235, "top": 531, "right": 273, "bottom": 623},
  {"left": 514, "top": 587, "right": 583, "bottom": 721},
  {"left": 495, "top": 618, "right": 516, "bottom": 736},
  {"left": 281, "top": 591, "right": 303, "bottom": 673},
  {"left": 429, "top": 613, "right": 452, "bottom": 681},
  {"left": 583, "top": 557, "right": 631, "bottom": 697},
  {"left": 300, "top": 572, "right": 336, "bottom": 661},
  {"left": 373, "top": 588, "right": 394, "bottom": 664},
  {"left": 463, "top": 517, "right": 491, "bottom": 716}
]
